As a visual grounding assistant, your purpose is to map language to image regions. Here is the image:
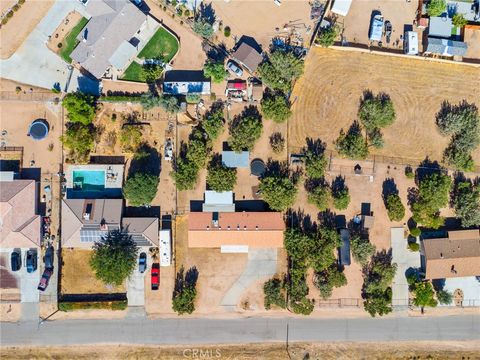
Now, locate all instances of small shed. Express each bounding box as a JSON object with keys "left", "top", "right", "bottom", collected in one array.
[
  {"left": 331, "top": 0, "right": 353, "bottom": 16},
  {"left": 160, "top": 229, "right": 171, "bottom": 267},
  {"left": 338, "top": 229, "right": 351, "bottom": 266},
  {"left": 222, "top": 151, "right": 249, "bottom": 168}
]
